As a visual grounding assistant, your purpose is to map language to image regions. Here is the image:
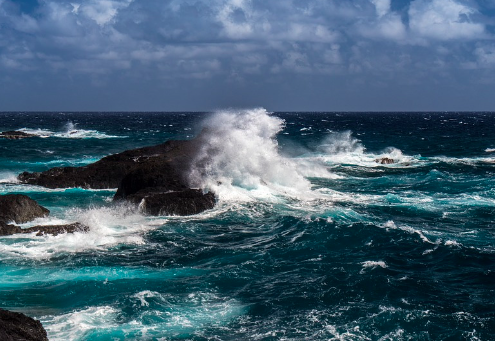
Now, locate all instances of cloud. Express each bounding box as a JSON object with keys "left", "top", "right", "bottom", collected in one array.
[
  {"left": 409, "top": 0, "right": 486, "bottom": 41},
  {"left": 0, "top": 0, "right": 495, "bottom": 111},
  {"left": 78, "top": 0, "right": 133, "bottom": 26},
  {"left": 475, "top": 44, "right": 495, "bottom": 65},
  {"left": 371, "top": 0, "right": 391, "bottom": 18}
]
